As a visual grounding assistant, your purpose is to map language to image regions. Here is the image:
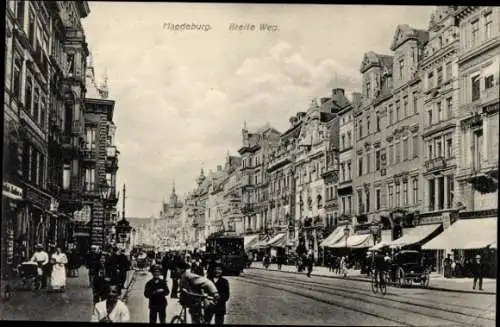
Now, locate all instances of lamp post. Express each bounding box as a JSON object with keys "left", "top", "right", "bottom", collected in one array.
[{"left": 344, "top": 225, "right": 350, "bottom": 255}]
